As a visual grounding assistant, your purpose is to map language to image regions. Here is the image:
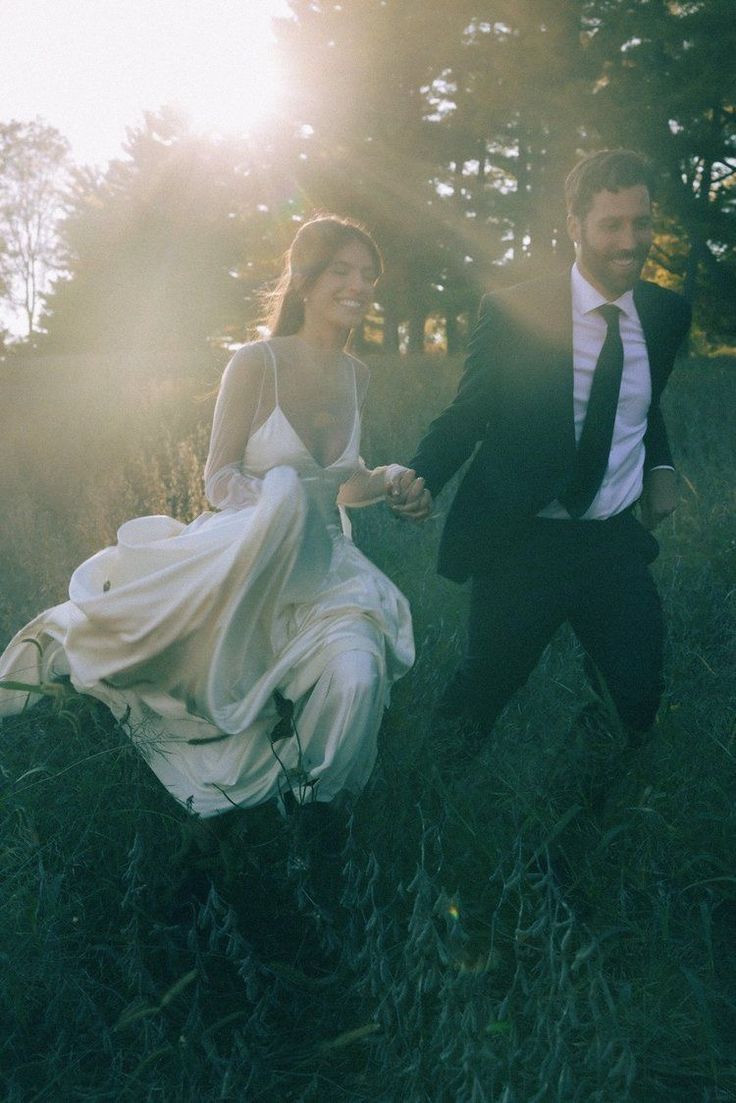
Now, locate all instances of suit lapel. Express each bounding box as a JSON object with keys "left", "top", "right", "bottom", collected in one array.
[
  {"left": 531, "top": 271, "right": 576, "bottom": 464},
  {"left": 633, "top": 281, "right": 665, "bottom": 391}
]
